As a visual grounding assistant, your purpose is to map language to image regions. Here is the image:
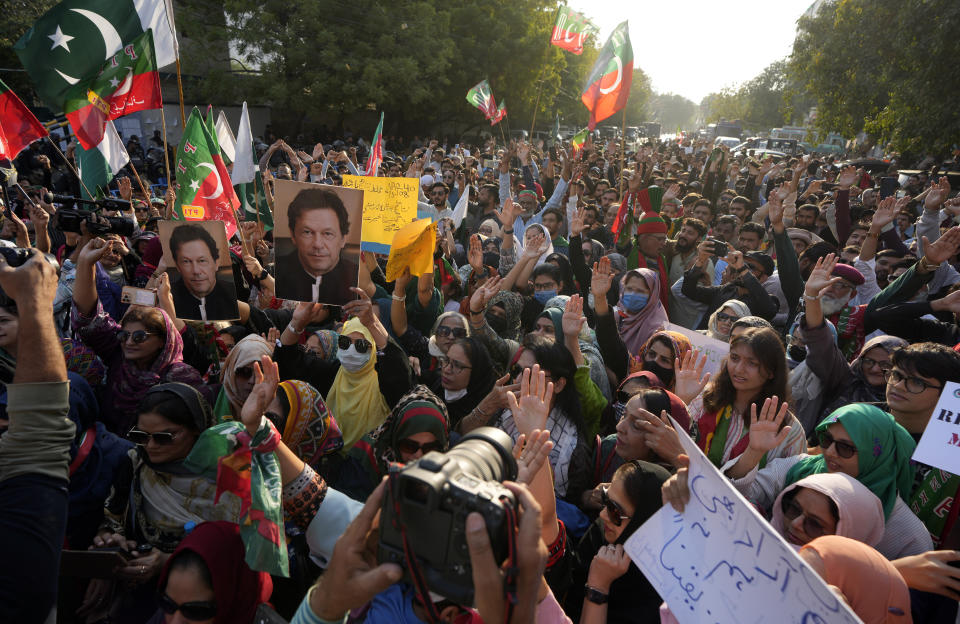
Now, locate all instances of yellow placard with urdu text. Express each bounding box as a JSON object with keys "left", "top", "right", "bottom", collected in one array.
[
  {"left": 385, "top": 218, "right": 436, "bottom": 282},
  {"left": 342, "top": 175, "right": 419, "bottom": 254}
]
